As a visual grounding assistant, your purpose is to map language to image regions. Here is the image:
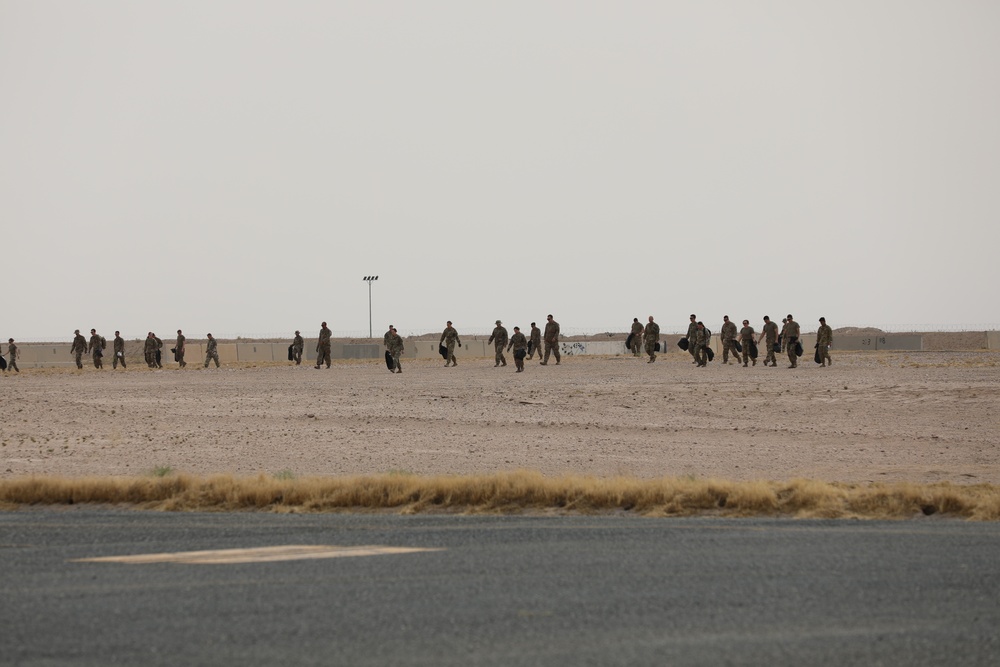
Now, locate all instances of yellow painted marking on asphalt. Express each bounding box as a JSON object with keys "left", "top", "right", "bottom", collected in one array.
[{"left": 73, "top": 545, "right": 443, "bottom": 565}]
